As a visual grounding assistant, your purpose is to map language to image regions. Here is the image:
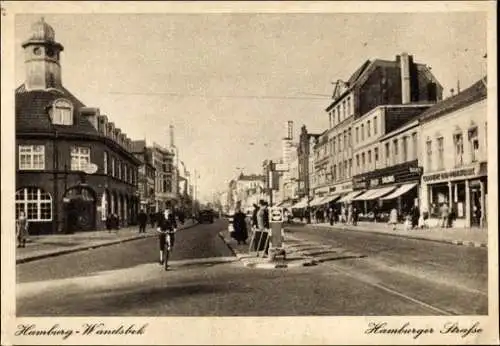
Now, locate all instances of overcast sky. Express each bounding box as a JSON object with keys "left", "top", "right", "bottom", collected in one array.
[{"left": 14, "top": 11, "right": 487, "bottom": 202}]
